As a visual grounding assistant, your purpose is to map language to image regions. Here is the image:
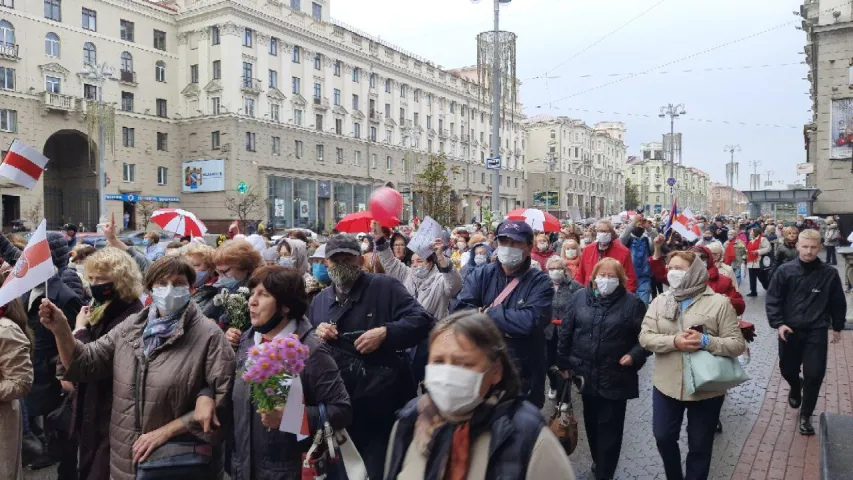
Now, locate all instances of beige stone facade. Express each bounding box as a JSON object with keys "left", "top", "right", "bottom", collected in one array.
[
  {"left": 708, "top": 182, "right": 748, "bottom": 216},
  {"left": 623, "top": 142, "right": 710, "bottom": 214}
]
